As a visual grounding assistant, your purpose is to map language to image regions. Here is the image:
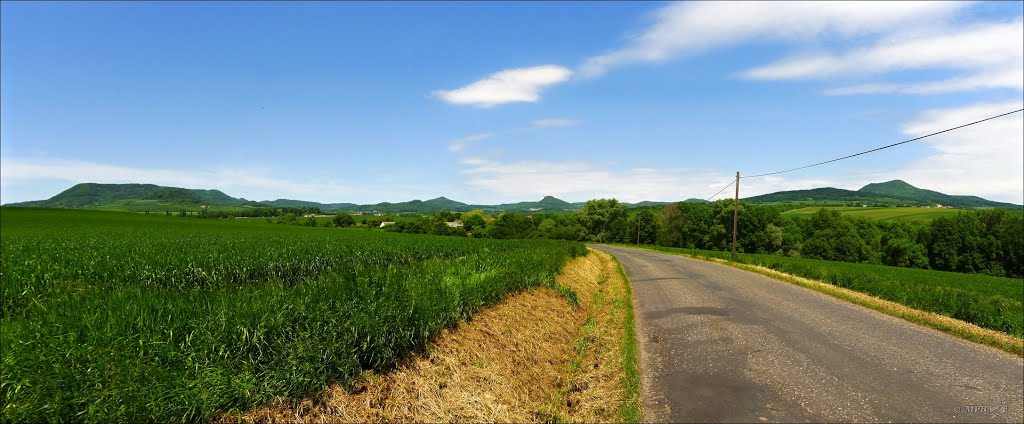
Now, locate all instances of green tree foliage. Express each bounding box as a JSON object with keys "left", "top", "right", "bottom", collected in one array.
[
  {"left": 332, "top": 213, "right": 356, "bottom": 228},
  {"left": 484, "top": 213, "right": 534, "bottom": 239},
  {"left": 624, "top": 209, "right": 659, "bottom": 245},
  {"left": 461, "top": 210, "right": 488, "bottom": 234},
  {"left": 645, "top": 200, "right": 1022, "bottom": 278},
  {"left": 536, "top": 214, "right": 587, "bottom": 241},
  {"left": 801, "top": 209, "right": 873, "bottom": 262},
  {"left": 578, "top": 199, "right": 627, "bottom": 242},
  {"left": 927, "top": 209, "right": 1022, "bottom": 276},
  {"left": 657, "top": 204, "right": 687, "bottom": 247}
]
